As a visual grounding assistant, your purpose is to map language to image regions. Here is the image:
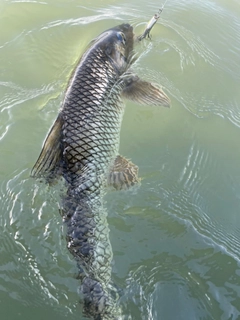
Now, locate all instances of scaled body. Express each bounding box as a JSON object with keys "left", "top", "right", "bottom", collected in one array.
[{"left": 32, "top": 23, "right": 170, "bottom": 319}]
